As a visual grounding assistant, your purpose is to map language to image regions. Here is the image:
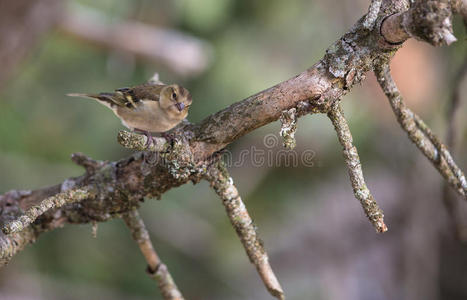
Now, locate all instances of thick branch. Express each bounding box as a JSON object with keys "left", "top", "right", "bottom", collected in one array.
[
  {"left": 205, "top": 161, "right": 284, "bottom": 300},
  {"left": 117, "top": 130, "right": 169, "bottom": 152},
  {"left": 2, "top": 0, "right": 462, "bottom": 265},
  {"left": 0, "top": 227, "right": 36, "bottom": 266},
  {"left": 122, "top": 209, "right": 184, "bottom": 300},
  {"left": 380, "top": 0, "right": 457, "bottom": 46}
]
